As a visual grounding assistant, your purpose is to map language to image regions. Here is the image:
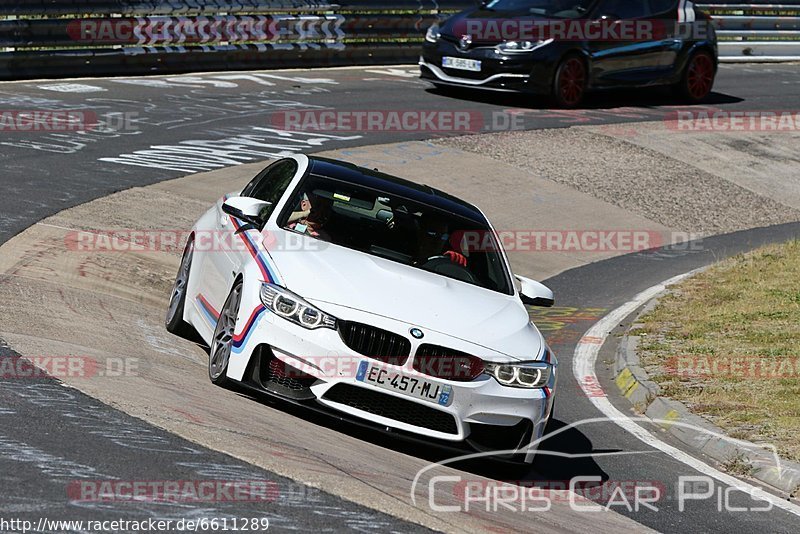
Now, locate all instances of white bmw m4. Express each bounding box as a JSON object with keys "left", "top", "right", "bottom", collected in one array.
[{"left": 166, "top": 154, "right": 557, "bottom": 462}]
